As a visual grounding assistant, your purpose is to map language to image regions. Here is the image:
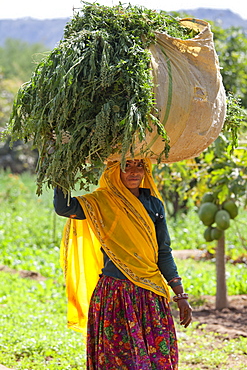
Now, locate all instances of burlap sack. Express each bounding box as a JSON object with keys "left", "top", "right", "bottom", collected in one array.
[{"left": 109, "top": 18, "right": 226, "bottom": 163}]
